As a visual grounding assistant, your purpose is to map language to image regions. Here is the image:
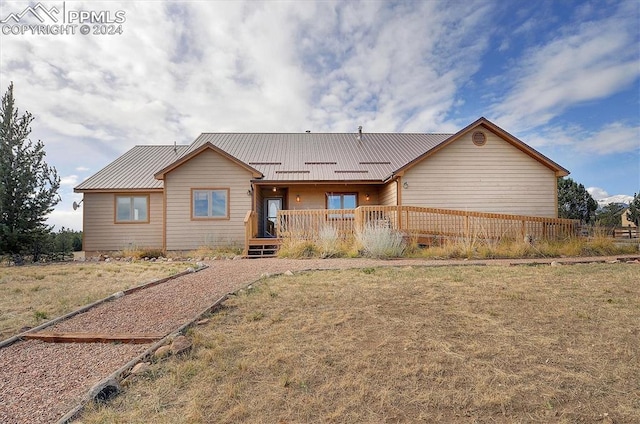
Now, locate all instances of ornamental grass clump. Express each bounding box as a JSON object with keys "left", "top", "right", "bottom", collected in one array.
[
  {"left": 317, "top": 226, "right": 341, "bottom": 258},
  {"left": 357, "top": 223, "right": 406, "bottom": 258}
]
